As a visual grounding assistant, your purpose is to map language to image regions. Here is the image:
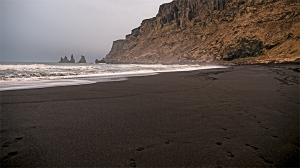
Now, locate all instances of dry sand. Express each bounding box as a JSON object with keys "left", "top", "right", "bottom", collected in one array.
[{"left": 0, "top": 65, "right": 299, "bottom": 167}]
